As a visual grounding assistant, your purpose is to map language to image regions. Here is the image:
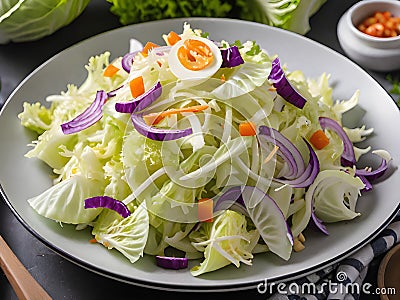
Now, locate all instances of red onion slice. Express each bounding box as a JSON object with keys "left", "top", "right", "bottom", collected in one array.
[
  {"left": 61, "top": 90, "right": 107, "bottom": 134},
  {"left": 115, "top": 81, "right": 162, "bottom": 113},
  {"left": 358, "top": 175, "right": 373, "bottom": 192},
  {"left": 214, "top": 186, "right": 248, "bottom": 216},
  {"left": 318, "top": 117, "right": 356, "bottom": 167},
  {"left": 84, "top": 196, "right": 131, "bottom": 218},
  {"left": 268, "top": 57, "right": 307, "bottom": 109},
  {"left": 107, "top": 85, "right": 123, "bottom": 98},
  {"left": 155, "top": 256, "right": 188, "bottom": 270},
  {"left": 274, "top": 139, "right": 320, "bottom": 188},
  {"left": 258, "top": 125, "right": 305, "bottom": 179},
  {"left": 121, "top": 51, "right": 140, "bottom": 73},
  {"left": 311, "top": 210, "right": 329, "bottom": 235},
  {"left": 355, "top": 155, "right": 389, "bottom": 181},
  {"left": 130, "top": 113, "right": 192, "bottom": 141},
  {"left": 152, "top": 46, "right": 172, "bottom": 56}
]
